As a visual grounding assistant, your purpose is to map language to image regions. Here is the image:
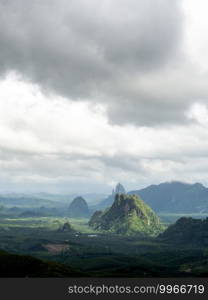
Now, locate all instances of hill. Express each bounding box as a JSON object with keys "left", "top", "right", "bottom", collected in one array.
[
  {"left": 68, "top": 196, "right": 90, "bottom": 218},
  {"left": 159, "top": 217, "right": 208, "bottom": 246},
  {"left": 89, "top": 194, "right": 163, "bottom": 236}
]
